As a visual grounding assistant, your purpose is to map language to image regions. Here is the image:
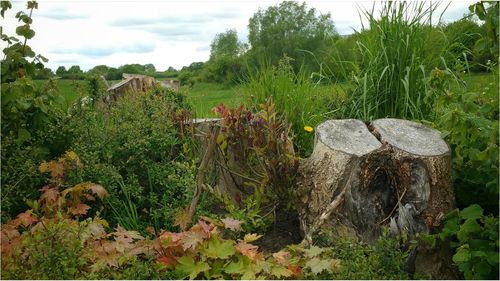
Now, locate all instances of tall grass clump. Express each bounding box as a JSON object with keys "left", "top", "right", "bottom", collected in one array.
[
  {"left": 242, "top": 57, "right": 333, "bottom": 156},
  {"left": 343, "top": 1, "right": 450, "bottom": 120}
]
